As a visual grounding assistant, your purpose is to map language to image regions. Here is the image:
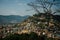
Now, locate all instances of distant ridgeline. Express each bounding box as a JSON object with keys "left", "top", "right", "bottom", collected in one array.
[{"left": 0, "top": 15, "right": 29, "bottom": 24}]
